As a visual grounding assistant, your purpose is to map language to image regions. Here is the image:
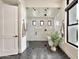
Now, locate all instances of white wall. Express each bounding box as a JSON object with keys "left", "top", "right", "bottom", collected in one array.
[
  {"left": 26, "top": 17, "right": 54, "bottom": 41},
  {"left": 18, "top": 1, "right": 27, "bottom": 53},
  {"left": 0, "top": 1, "right": 3, "bottom": 56},
  {"left": 59, "top": 0, "right": 78, "bottom": 59},
  {"left": 53, "top": 9, "right": 63, "bottom": 32},
  {"left": 26, "top": 8, "right": 60, "bottom": 41}
]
